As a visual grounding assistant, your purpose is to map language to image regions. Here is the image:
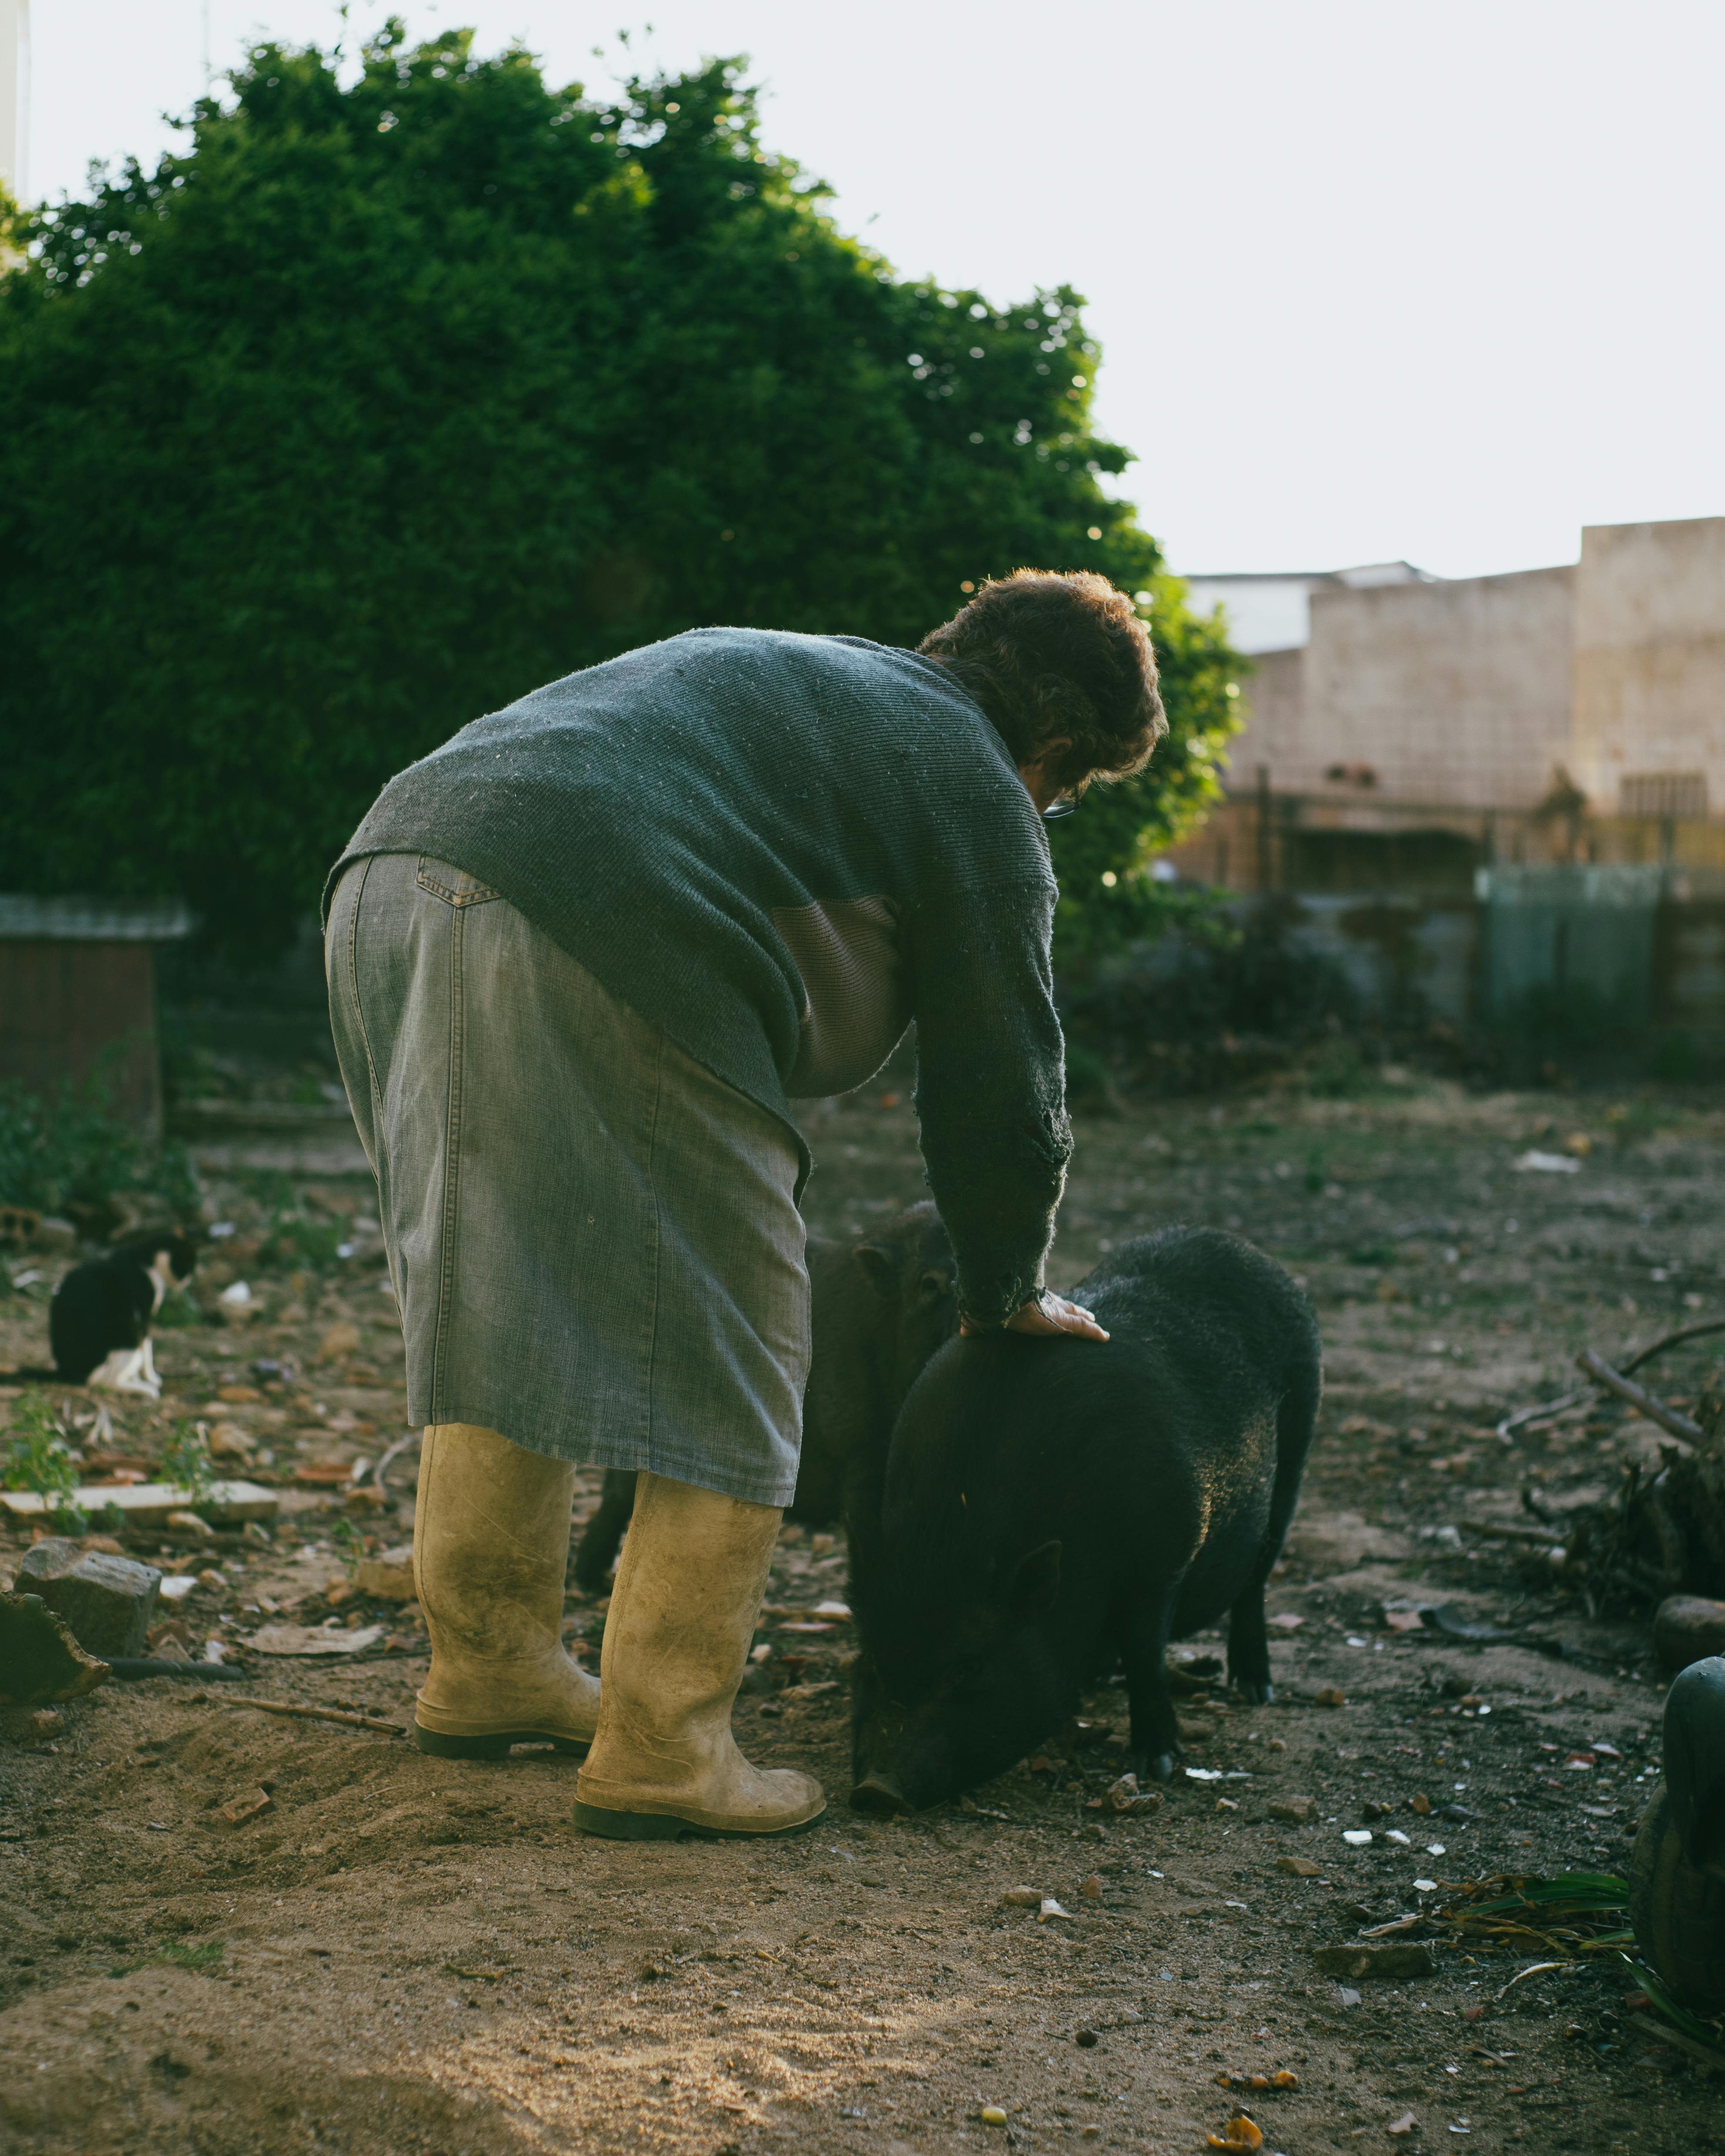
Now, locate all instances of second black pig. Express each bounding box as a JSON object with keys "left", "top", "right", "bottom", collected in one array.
[
  {"left": 848, "top": 1225, "right": 1320, "bottom": 1814},
  {"left": 571, "top": 1201, "right": 958, "bottom": 1588}
]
